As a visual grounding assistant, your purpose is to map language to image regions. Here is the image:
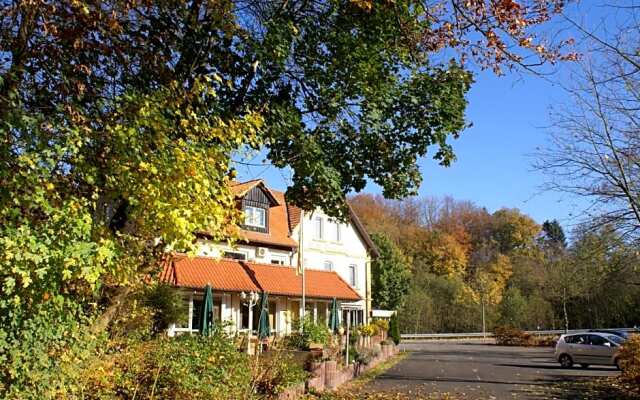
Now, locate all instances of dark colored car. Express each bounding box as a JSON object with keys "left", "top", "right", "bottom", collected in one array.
[{"left": 588, "top": 329, "right": 630, "bottom": 339}]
